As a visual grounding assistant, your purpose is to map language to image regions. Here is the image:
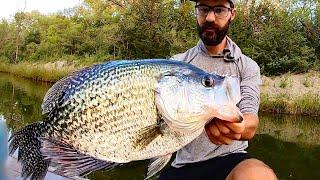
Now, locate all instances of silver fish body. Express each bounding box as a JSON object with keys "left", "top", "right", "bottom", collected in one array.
[{"left": 9, "top": 59, "right": 241, "bottom": 179}]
